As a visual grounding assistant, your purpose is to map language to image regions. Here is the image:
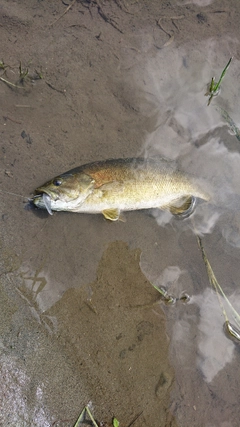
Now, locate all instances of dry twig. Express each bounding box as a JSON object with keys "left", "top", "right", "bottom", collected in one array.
[{"left": 50, "top": 0, "right": 77, "bottom": 26}]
